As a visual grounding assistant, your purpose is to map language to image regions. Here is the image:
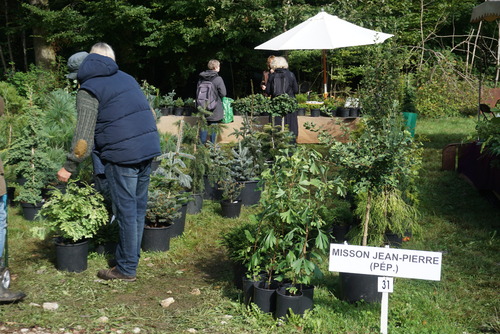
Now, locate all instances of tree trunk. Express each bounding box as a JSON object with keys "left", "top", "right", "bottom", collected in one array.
[{"left": 29, "top": 0, "right": 56, "bottom": 70}]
